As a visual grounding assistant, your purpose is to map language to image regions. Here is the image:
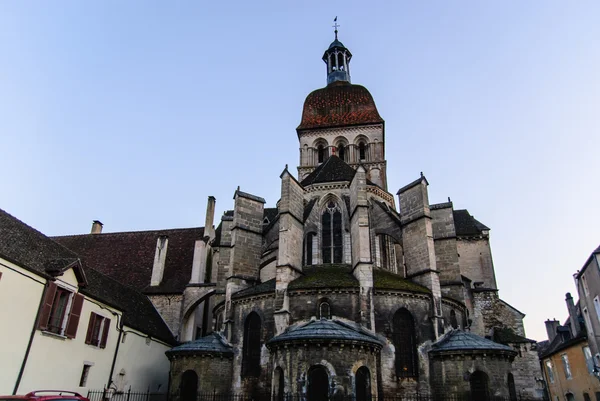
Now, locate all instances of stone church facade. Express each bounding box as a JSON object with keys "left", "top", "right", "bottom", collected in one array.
[{"left": 54, "top": 34, "right": 543, "bottom": 401}]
